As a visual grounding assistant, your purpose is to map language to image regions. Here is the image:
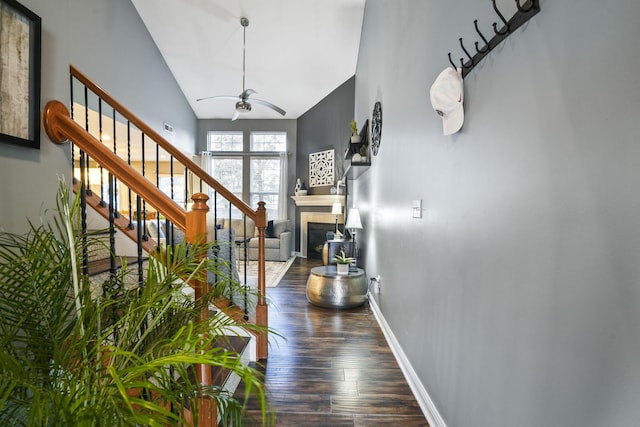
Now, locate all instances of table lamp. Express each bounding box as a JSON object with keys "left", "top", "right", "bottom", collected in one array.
[
  {"left": 331, "top": 202, "right": 342, "bottom": 236},
  {"left": 345, "top": 208, "right": 363, "bottom": 258}
]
